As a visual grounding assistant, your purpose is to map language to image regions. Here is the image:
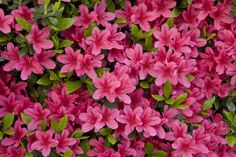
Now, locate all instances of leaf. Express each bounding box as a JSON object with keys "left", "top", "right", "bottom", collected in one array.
[
  {"left": 226, "top": 135, "right": 236, "bottom": 147},
  {"left": 165, "top": 99, "right": 174, "bottom": 105},
  {"left": 0, "top": 57, "right": 4, "bottom": 62},
  {"left": 166, "top": 18, "right": 174, "bottom": 28},
  {"left": 60, "top": 40, "right": 74, "bottom": 48},
  {"left": 71, "top": 130, "right": 84, "bottom": 138},
  {"left": 52, "top": 0, "right": 61, "bottom": 11},
  {"left": 230, "top": 91, "right": 236, "bottom": 96},
  {"left": 206, "top": 33, "right": 216, "bottom": 41},
  {"left": 0, "top": 36, "right": 8, "bottom": 42},
  {"left": 172, "top": 104, "right": 189, "bottom": 109},
  {"left": 201, "top": 96, "right": 215, "bottom": 111},
  {"left": 152, "top": 150, "right": 167, "bottom": 157},
  {"left": 21, "top": 113, "right": 32, "bottom": 125},
  {"left": 57, "top": 115, "right": 68, "bottom": 132},
  {"left": 65, "top": 80, "right": 81, "bottom": 94},
  {"left": 164, "top": 81, "right": 172, "bottom": 98},
  {"left": 62, "top": 149, "right": 73, "bottom": 157},
  {"left": 25, "top": 152, "right": 33, "bottom": 157},
  {"left": 80, "top": 139, "right": 90, "bottom": 153},
  {"left": 3, "top": 113, "right": 14, "bottom": 130},
  {"left": 4, "top": 129, "right": 15, "bottom": 135},
  {"left": 172, "top": 7, "right": 179, "bottom": 17},
  {"left": 16, "top": 18, "right": 31, "bottom": 32},
  {"left": 0, "top": 131, "right": 3, "bottom": 140},
  {"left": 144, "top": 36, "right": 153, "bottom": 51},
  {"left": 96, "top": 68, "right": 110, "bottom": 78},
  {"left": 48, "top": 70, "right": 58, "bottom": 81},
  {"left": 144, "top": 142, "right": 154, "bottom": 155},
  {"left": 84, "top": 23, "right": 97, "bottom": 37},
  {"left": 107, "top": 134, "right": 116, "bottom": 145},
  {"left": 55, "top": 18, "right": 75, "bottom": 31},
  {"left": 115, "top": 18, "right": 126, "bottom": 24},
  {"left": 187, "top": 74, "right": 195, "bottom": 82},
  {"left": 152, "top": 94, "right": 165, "bottom": 101},
  {"left": 37, "top": 77, "right": 52, "bottom": 86},
  {"left": 99, "top": 128, "right": 112, "bottom": 136},
  {"left": 140, "top": 81, "right": 149, "bottom": 89},
  {"left": 173, "top": 93, "right": 188, "bottom": 105},
  {"left": 226, "top": 101, "right": 236, "bottom": 112},
  {"left": 142, "top": 29, "right": 155, "bottom": 38},
  {"left": 52, "top": 35, "right": 59, "bottom": 49}
]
